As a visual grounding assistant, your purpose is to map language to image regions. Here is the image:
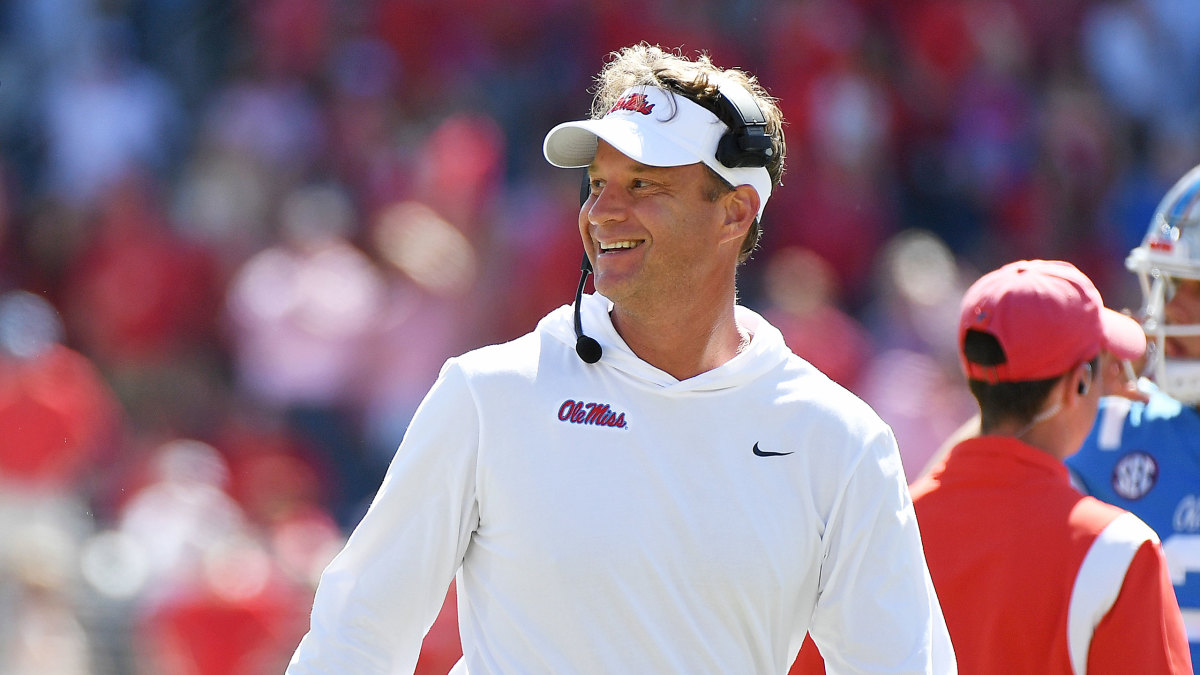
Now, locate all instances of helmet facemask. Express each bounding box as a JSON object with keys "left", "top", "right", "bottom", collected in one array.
[{"left": 1127, "top": 163, "right": 1200, "bottom": 405}]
